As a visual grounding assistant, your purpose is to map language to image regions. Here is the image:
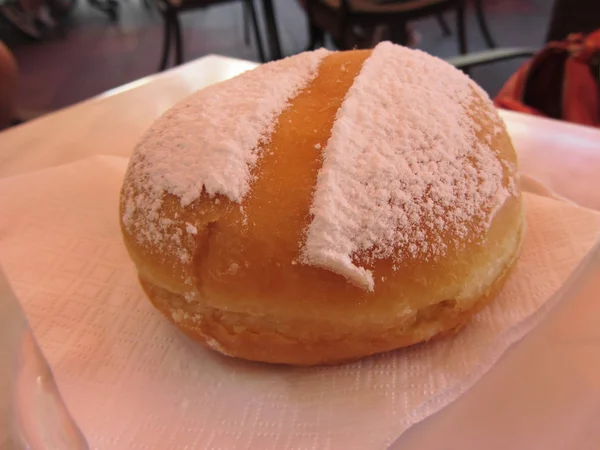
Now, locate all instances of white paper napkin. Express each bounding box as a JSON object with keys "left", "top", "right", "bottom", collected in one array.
[{"left": 1, "top": 155, "right": 599, "bottom": 450}]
